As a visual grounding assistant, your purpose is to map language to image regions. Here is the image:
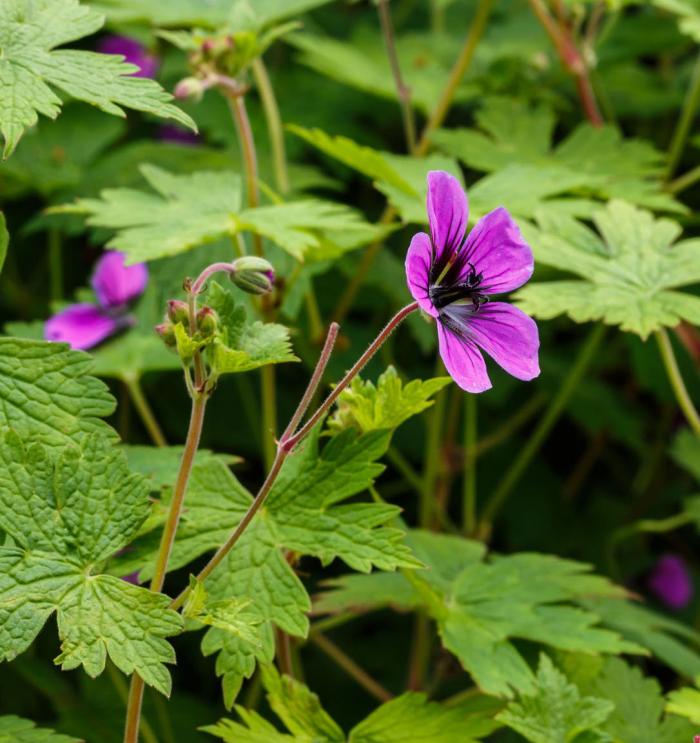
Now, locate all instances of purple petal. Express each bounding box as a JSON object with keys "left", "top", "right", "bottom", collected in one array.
[
  {"left": 97, "top": 35, "right": 159, "bottom": 78},
  {"left": 649, "top": 554, "right": 693, "bottom": 610},
  {"left": 44, "top": 304, "right": 120, "bottom": 350},
  {"left": 158, "top": 124, "right": 201, "bottom": 145},
  {"left": 444, "top": 302, "right": 540, "bottom": 382},
  {"left": 121, "top": 571, "right": 141, "bottom": 586},
  {"left": 437, "top": 323, "right": 491, "bottom": 393},
  {"left": 405, "top": 232, "right": 438, "bottom": 317},
  {"left": 427, "top": 170, "right": 468, "bottom": 267},
  {"left": 92, "top": 251, "right": 148, "bottom": 310},
  {"left": 463, "top": 207, "right": 534, "bottom": 294}
]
